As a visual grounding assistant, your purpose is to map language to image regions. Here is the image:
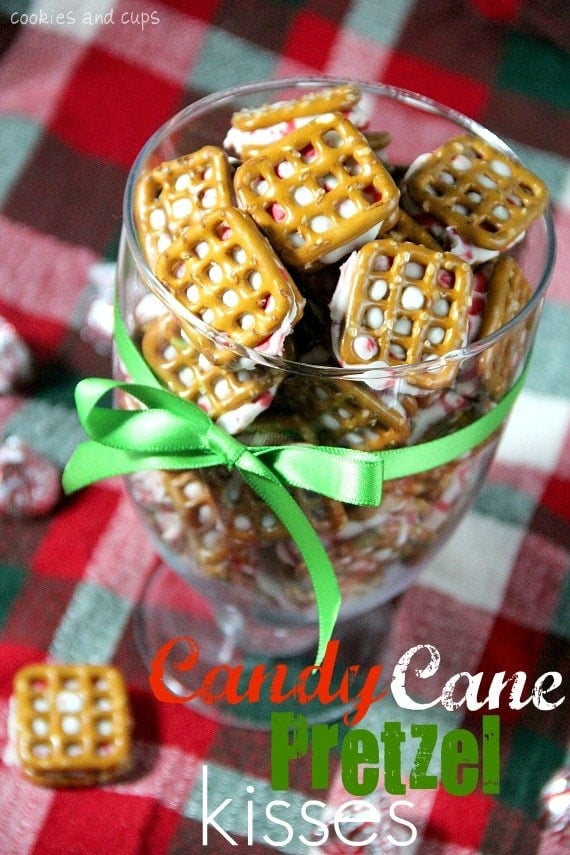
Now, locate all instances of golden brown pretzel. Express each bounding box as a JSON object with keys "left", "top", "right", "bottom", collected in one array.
[
  {"left": 233, "top": 114, "right": 400, "bottom": 269},
  {"left": 134, "top": 146, "right": 235, "bottom": 270},
  {"left": 141, "top": 312, "right": 282, "bottom": 431},
  {"left": 155, "top": 206, "right": 304, "bottom": 352},
  {"left": 331, "top": 239, "right": 473, "bottom": 389},
  {"left": 231, "top": 83, "right": 363, "bottom": 130},
  {"left": 404, "top": 135, "right": 548, "bottom": 250},
  {"left": 11, "top": 663, "right": 132, "bottom": 786},
  {"left": 279, "top": 374, "right": 410, "bottom": 451},
  {"left": 477, "top": 255, "right": 533, "bottom": 399},
  {"left": 383, "top": 207, "right": 442, "bottom": 249}
]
